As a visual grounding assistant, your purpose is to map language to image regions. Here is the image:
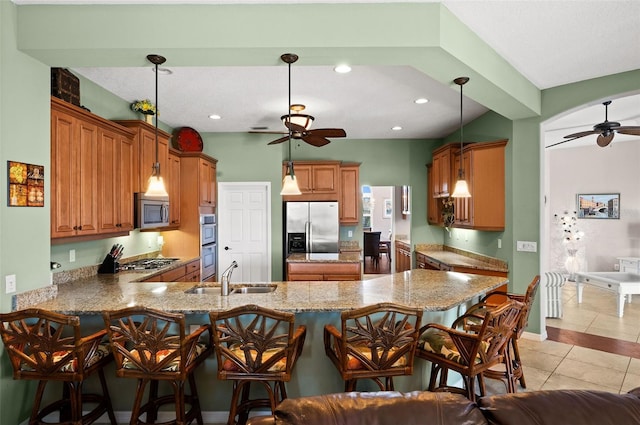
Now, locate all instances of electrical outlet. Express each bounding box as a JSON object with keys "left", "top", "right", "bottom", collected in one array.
[
  {"left": 516, "top": 241, "right": 537, "bottom": 252},
  {"left": 614, "top": 263, "right": 620, "bottom": 271},
  {"left": 498, "top": 239, "right": 502, "bottom": 249},
  {"left": 348, "top": 230, "right": 353, "bottom": 238},
  {"left": 5, "top": 275, "right": 16, "bottom": 294},
  {"left": 69, "top": 249, "right": 76, "bottom": 262}
]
